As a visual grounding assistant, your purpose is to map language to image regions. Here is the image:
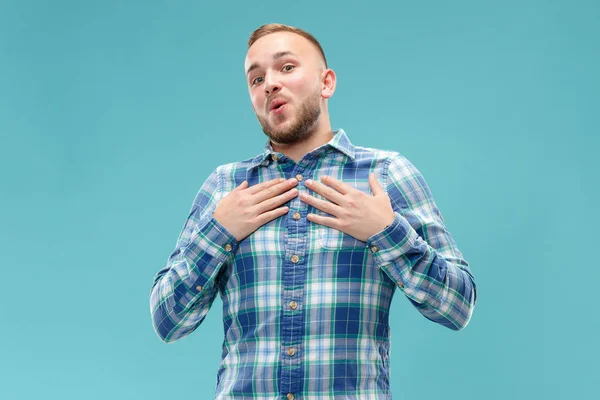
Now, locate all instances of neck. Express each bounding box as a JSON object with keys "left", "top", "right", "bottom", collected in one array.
[{"left": 271, "top": 119, "right": 333, "bottom": 163}]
